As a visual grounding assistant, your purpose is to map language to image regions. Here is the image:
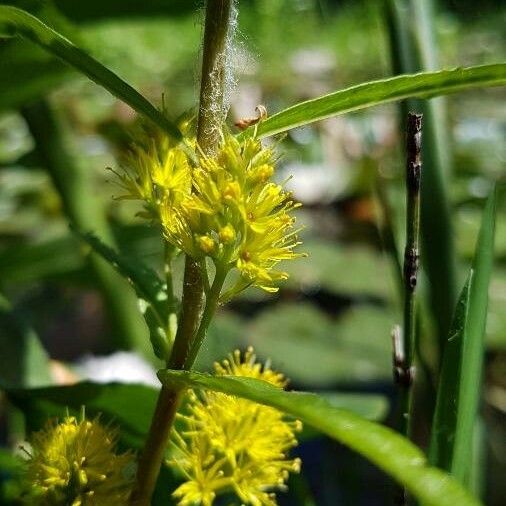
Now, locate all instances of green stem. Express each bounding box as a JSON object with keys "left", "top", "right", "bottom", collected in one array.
[
  {"left": 392, "top": 113, "right": 422, "bottom": 506},
  {"left": 168, "top": 259, "right": 205, "bottom": 370},
  {"left": 397, "top": 112, "right": 422, "bottom": 438},
  {"left": 21, "top": 98, "right": 149, "bottom": 356},
  {"left": 164, "top": 242, "right": 178, "bottom": 346},
  {"left": 130, "top": 267, "right": 227, "bottom": 506},
  {"left": 130, "top": 2, "right": 234, "bottom": 503},
  {"left": 185, "top": 266, "right": 228, "bottom": 368},
  {"left": 130, "top": 387, "right": 182, "bottom": 506}
]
